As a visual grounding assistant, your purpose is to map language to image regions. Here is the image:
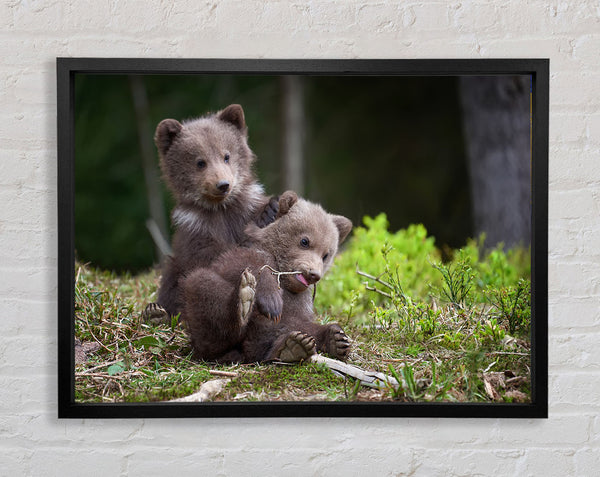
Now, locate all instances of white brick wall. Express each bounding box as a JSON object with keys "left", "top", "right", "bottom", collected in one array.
[{"left": 1, "top": 1, "right": 598, "bottom": 475}]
